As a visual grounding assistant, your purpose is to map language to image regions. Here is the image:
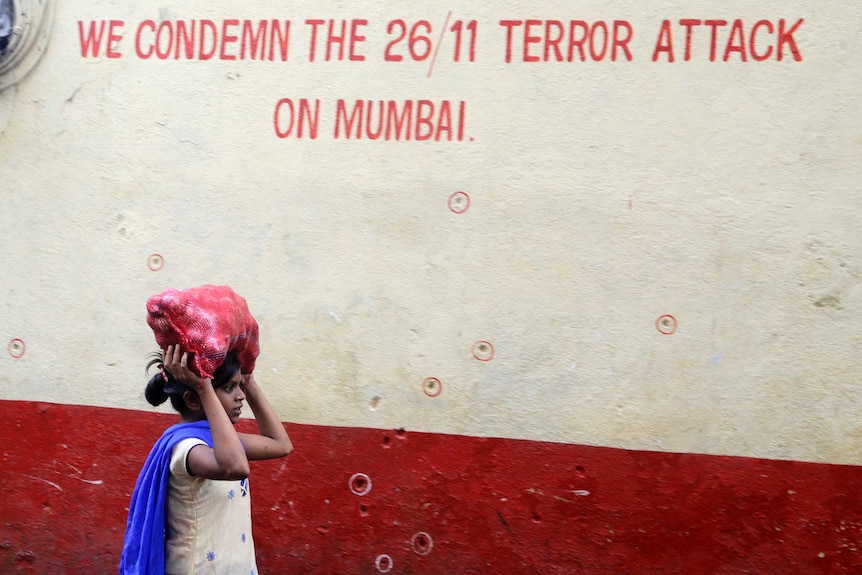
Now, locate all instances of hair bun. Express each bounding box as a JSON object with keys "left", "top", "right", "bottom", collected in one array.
[{"left": 144, "top": 372, "right": 169, "bottom": 406}]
